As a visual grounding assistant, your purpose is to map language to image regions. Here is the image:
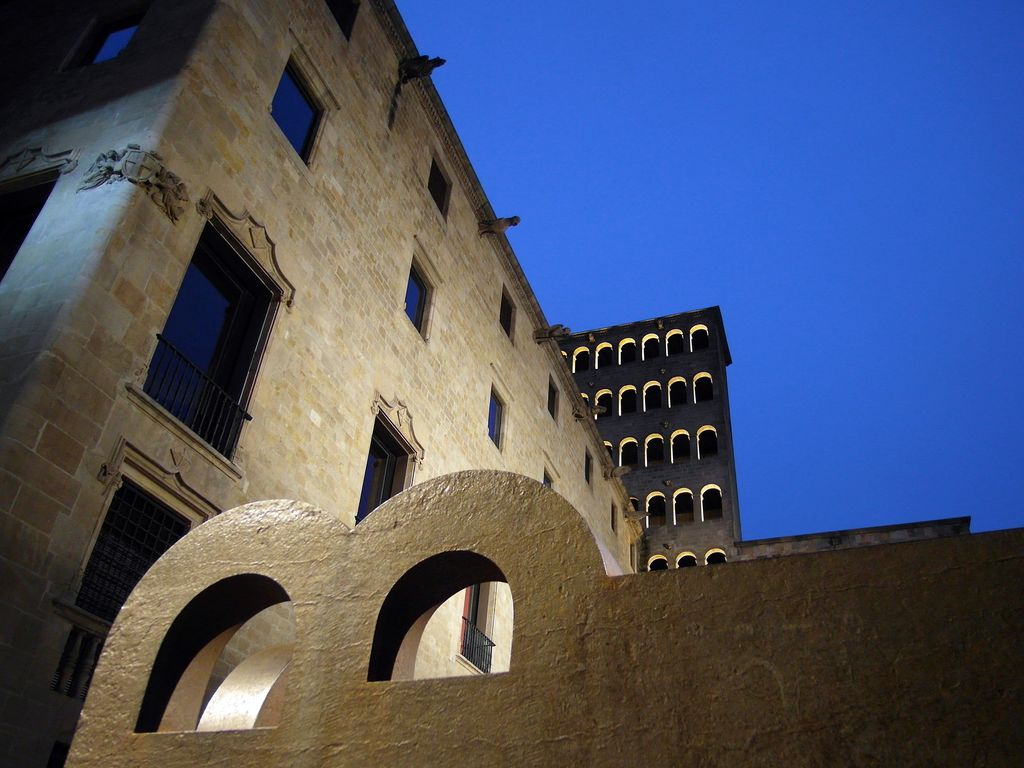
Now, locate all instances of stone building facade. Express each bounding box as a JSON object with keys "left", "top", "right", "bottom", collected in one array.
[
  {"left": 560, "top": 307, "right": 742, "bottom": 571},
  {"left": 0, "top": 1, "right": 639, "bottom": 764}
]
